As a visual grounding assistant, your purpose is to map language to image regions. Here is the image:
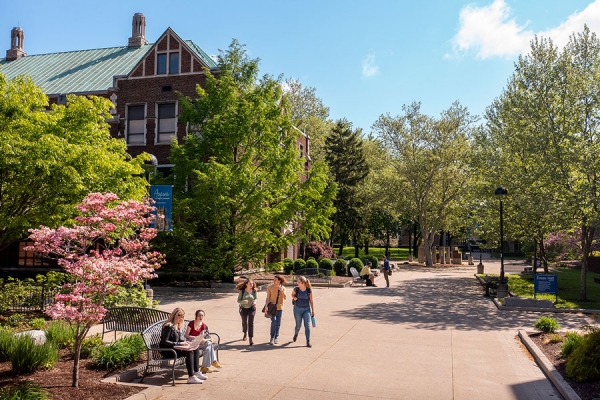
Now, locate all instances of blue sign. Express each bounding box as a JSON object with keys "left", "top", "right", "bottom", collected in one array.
[
  {"left": 150, "top": 185, "right": 173, "bottom": 231},
  {"left": 534, "top": 274, "right": 558, "bottom": 302}
]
